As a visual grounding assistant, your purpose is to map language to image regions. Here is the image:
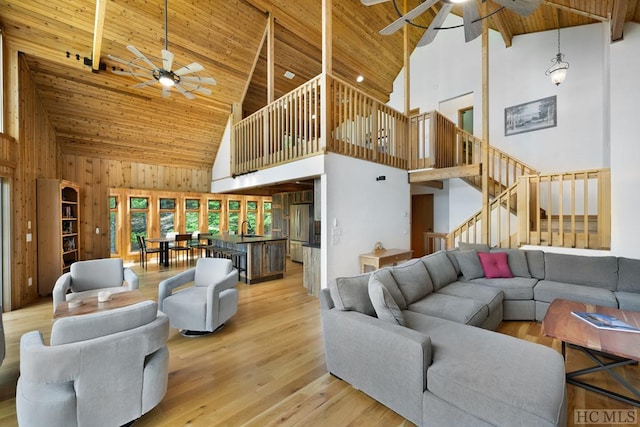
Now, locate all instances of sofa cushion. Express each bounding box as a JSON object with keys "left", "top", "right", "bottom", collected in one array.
[
  {"left": 478, "top": 252, "right": 513, "bottom": 278},
  {"left": 445, "top": 249, "right": 461, "bottom": 276},
  {"left": 421, "top": 251, "right": 458, "bottom": 290},
  {"left": 525, "top": 250, "right": 546, "bottom": 280},
  {"left": 491, "top": 249, "right": 531, "bottom": 278},
  {"left": 51, "top": 301, "right": 158, "bottom": 345},
  {"left": 458, "top": 242, "right": 490, "bottom": 252},
  {"left": 368, "top": 276, "right": 405, "bottom": 326},
  {"left": 617, "top": 257, "right": 640, "bottom": 293},
  {"left": 453, "top": 250, "right": 485, "bottom": 281},
  {"left": 390, "top": 258, "right": 434, "bottom": 305},
  {"left": 329, "top": 273, "right": 376, "bottom": 316},
  {"left": 534, "top": 280, "right": 618, "bottom": 307},
  {"left": 407, "top": 293, "right": 489, "bottom": 327},
  {"left": 471, "top": 277, "right": 538, "bottom": 300},
  {"left": 407, "top": 315, "right": 566, "bottom": 427},
  {"left": 615, "top": 292, "right": 640, "bottom": 311},
  {"left": 371, "top": 268, "right": 408, "bottom": 310},
  {"left": 436, "top": 282, "right": 503, "bottom": 315},
  {"left": 544, "top": 253, "right": 618, "bottom": 290}
]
